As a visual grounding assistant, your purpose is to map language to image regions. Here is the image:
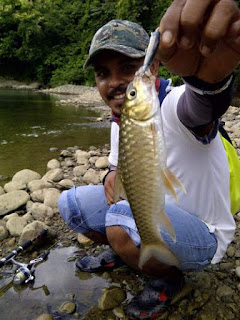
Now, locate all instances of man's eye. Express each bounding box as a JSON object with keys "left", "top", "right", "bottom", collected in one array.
[
  {"left": 95, "top": 70, "right": 107, "bottom": 77},
  {"left": 122, "top": 64, "right": 136, "bottom": 72}
]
